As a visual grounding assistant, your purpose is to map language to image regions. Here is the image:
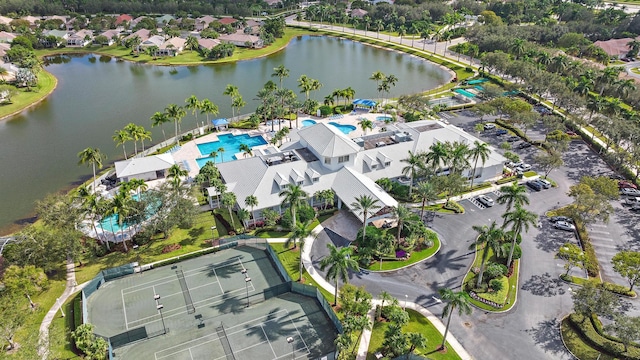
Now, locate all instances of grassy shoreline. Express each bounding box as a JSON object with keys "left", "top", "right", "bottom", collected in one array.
[{"left": 0, "top": 70, "right": 57, "bottom": 121}]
